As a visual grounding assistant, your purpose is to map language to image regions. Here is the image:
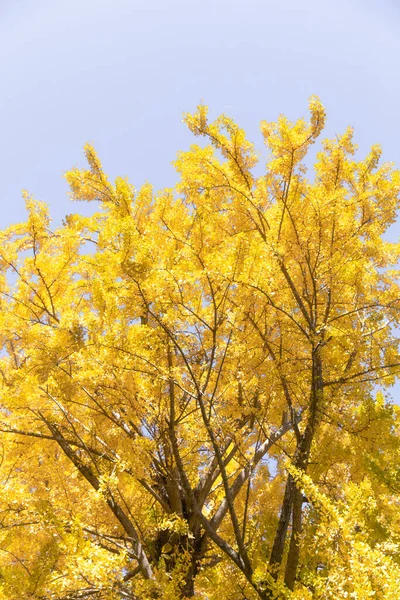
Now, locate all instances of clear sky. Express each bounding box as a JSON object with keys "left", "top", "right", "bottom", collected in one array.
[{"left": 1, "top": 0, "right": 400, "bottom": 228}]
